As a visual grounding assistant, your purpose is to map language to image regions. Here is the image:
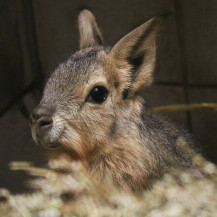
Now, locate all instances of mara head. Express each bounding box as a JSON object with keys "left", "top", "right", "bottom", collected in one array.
[{"left": 30, "top": 10, "right": 163, "bottom": 159}]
